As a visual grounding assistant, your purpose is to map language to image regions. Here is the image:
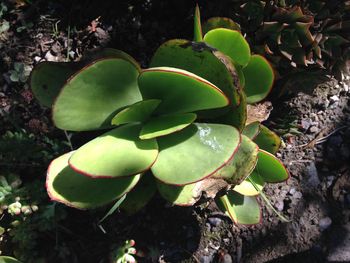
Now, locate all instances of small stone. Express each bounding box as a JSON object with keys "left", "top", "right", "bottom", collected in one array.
[
  {"left": 220, "top": 254, "right": 233, "bottom": 263},
  {"left": 293, "top": 191, "right": 303, "bottom": 199},
  {"left": 289, "top": 188, "right": 296, "bottom": 195},
  {"left": 344, "top": 84, "right": 349, "bottom": 92},
  {"left": 309, "top": 126, "right": 319, "bottom": 133},
  {"left": 208, "top": 217, "right": 222, "bottom": 227},
  {"left": 319, "top": 217, "right": 332, "bottom": 231},
  {"left": 45, "top": 51, "right": 58, "bottom": 62},
  {"left": 305, "top": 162, "right": 320, "bottom": 189},
  {"left": 301, "top": 119, "right": 311, "bottom": 130},
  {"left": 200, "top": 254, "right": 214, "bottom": 263},
  {"left": 275, "top": 200, "right": 284, "bottom": 212},
  {"left": 330, "top": 95, "right": 339, "bottom": 103}
]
